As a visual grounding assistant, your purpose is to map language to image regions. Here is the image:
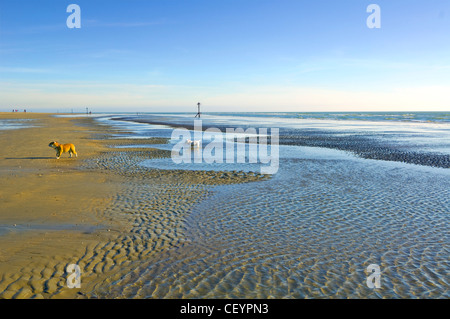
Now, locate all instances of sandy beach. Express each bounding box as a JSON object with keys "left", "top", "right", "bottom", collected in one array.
[
  {"left": 2, "top": 0, "right": 450, "bottom": 304},
  {"left": 1, "top": 112, "right": 448, "bottom": 299},
  {"left": 0, "top": 113, "right": 265, "bottom": 299}
]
